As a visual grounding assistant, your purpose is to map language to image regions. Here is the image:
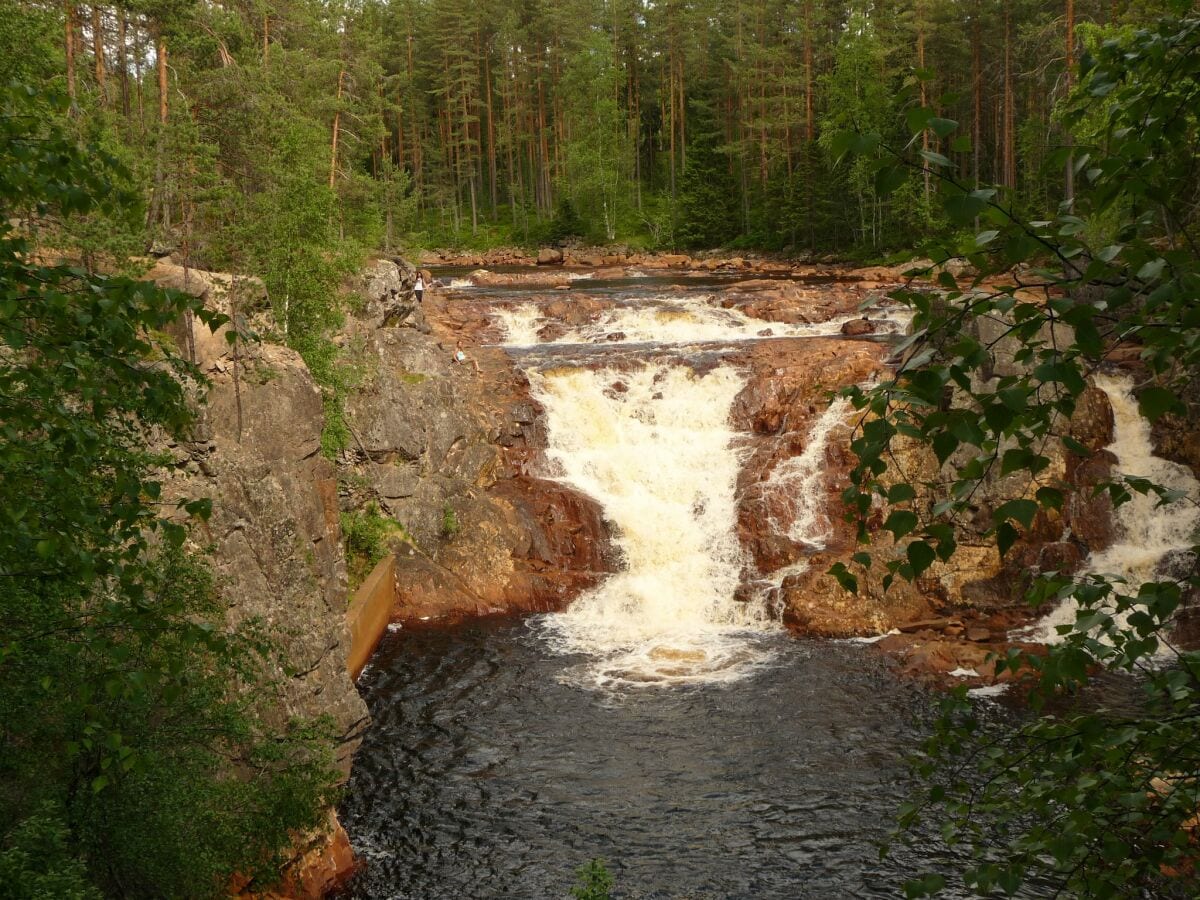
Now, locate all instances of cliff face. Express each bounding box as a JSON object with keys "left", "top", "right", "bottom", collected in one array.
[
  {"left": 339, "top": 260, "right": 618, "bottom": 624},
  {"left": 151, "top": 259, "right": 369, "bottom": 771},
  {"left": 149, "top": 260, "right": 367, "bottom": 898}
]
